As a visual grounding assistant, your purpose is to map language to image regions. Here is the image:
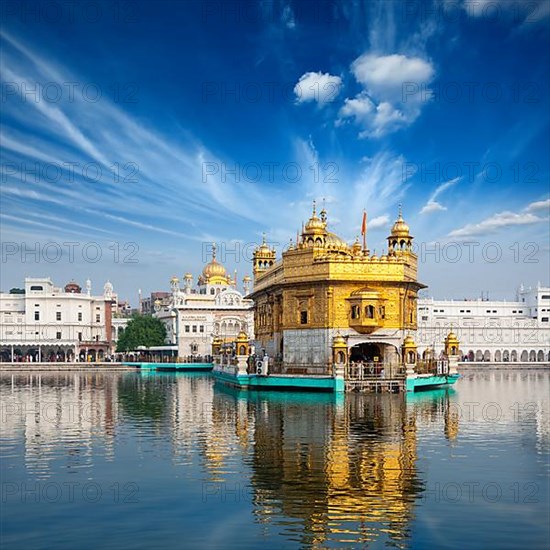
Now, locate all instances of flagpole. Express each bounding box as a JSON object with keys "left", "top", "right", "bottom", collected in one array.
[{"left": 361, "top": 210, "right": 367, "bottom": 253}]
